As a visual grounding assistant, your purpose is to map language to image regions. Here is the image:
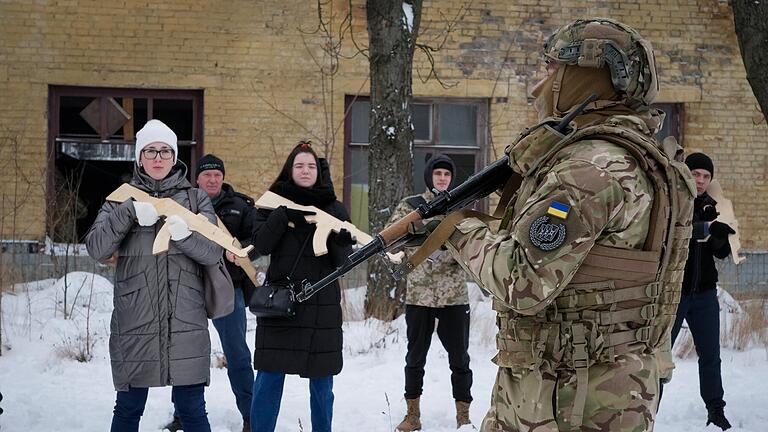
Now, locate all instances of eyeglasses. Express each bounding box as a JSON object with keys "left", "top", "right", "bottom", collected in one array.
[{"left": 141, "top": 148, "right": 175, "bottom": 160}]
